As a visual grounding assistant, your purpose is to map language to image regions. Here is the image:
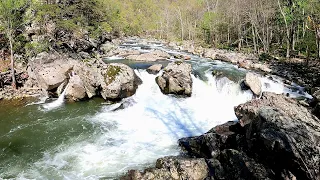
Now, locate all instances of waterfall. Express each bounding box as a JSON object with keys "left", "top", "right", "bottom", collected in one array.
[{"left": 43, "top": 84, "right": 69, "bottom": 110}]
